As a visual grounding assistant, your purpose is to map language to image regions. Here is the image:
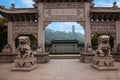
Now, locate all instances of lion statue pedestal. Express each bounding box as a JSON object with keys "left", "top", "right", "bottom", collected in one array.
[
  {"left": 92, "top": 35, "right": 118, "bottom": 71},
  {"left": 2, "top": 44, "right": 12, "bottom": 54},
  {"left": 12, "top": 36, "right": 38, "bottom": 71}
]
